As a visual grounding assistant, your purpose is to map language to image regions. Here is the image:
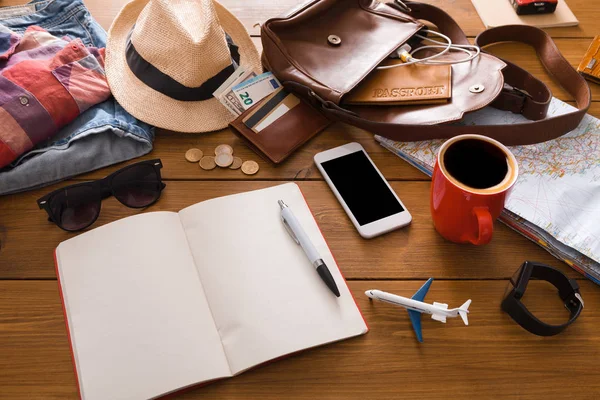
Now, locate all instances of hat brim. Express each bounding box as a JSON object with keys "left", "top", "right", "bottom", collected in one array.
[{"left": 105, "top": 0, "right": 262, "bottom": 133}]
